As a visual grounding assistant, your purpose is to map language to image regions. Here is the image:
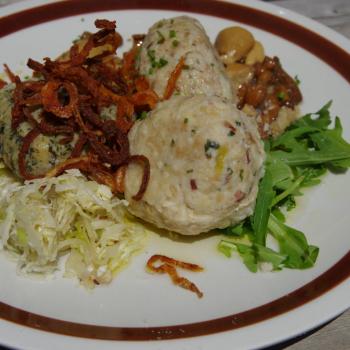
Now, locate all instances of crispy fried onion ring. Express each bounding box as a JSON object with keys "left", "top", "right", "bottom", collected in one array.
[
  {"left": 45, "top": 154, "right": 149, "bottom": 198},
  {"left": 88, "top": 127, "right": 130, "bottom": 166},
  {"left": 41, "top": 80, "right": 78, "bottom": 118},
  {"left": 147, "top": 254, "right": 204, "bottom": 298},
  {"left": 7, "top": 19, "right": 157, "bottom": 200},
  {"left": 45, "top": 156, "right": 119, "bottom": 193},
  {"left": 126, "top": 155, "right": 150, "bottom": 201}
]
